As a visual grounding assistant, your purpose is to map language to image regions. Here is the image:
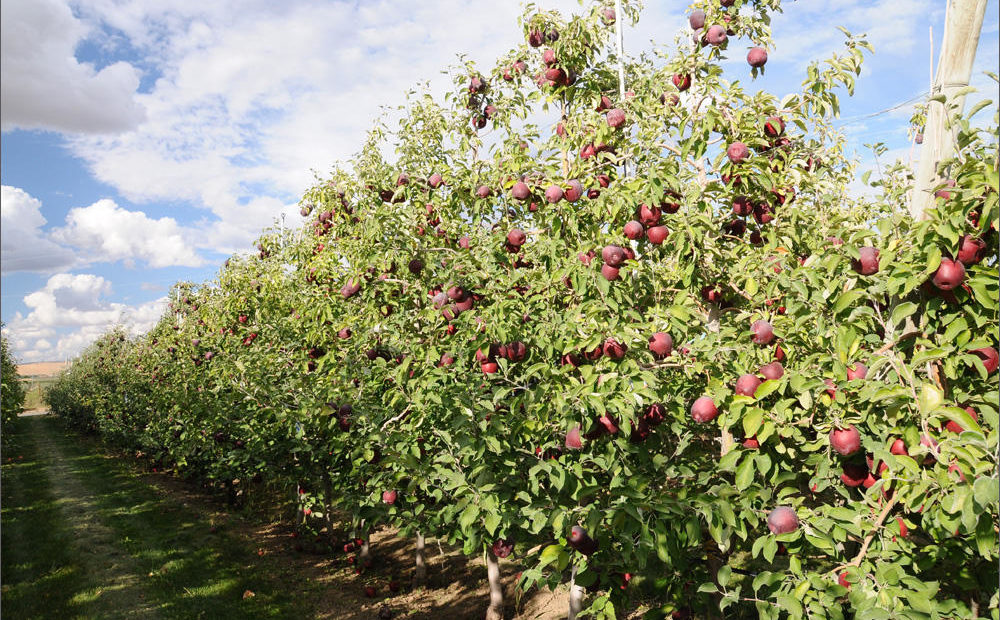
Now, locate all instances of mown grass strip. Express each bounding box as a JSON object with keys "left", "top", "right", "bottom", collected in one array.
[
  {"left": 1, "top": 416, "right": 93, "bottom": 619},
  {"left": 5, "top": 415, "right": 312, "bottom": 619}
]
